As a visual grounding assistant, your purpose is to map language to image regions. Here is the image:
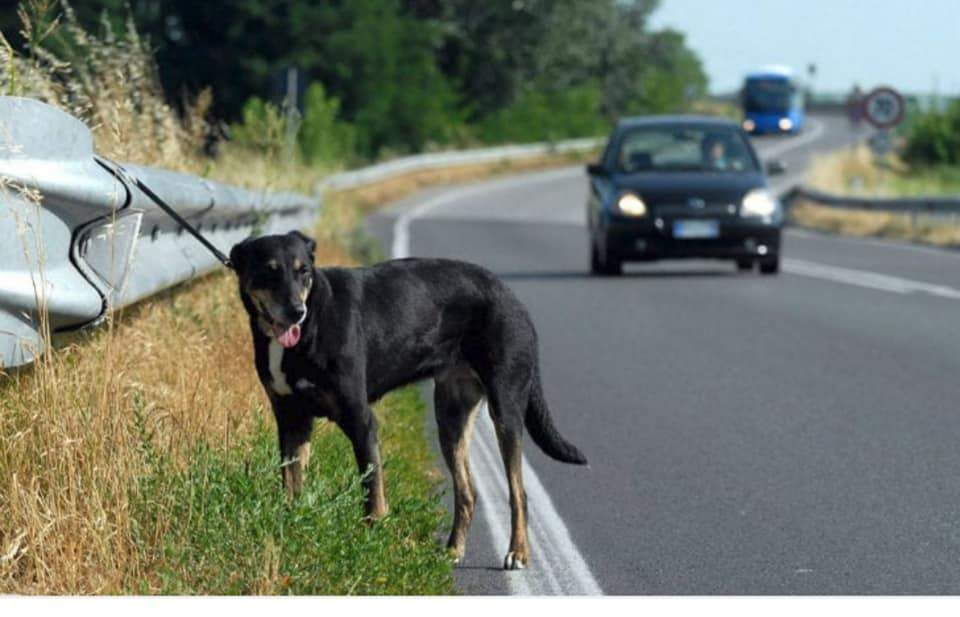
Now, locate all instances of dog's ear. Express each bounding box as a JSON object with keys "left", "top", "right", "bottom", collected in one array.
[
  {"left": 290, "top": 230, "right": 317, "bottom": 264},
  {"left": 229, "top": 239, "right": 251, "bottom": 275}
]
